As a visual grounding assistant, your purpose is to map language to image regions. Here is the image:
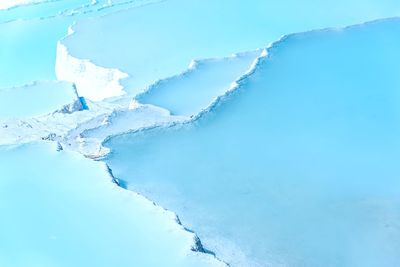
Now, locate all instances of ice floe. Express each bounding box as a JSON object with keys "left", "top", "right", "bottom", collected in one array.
[
  {"left": 60, "top": 0, "right": 400, "bottom": 99},
  {"left": 0, "top": 0, "right": 159, "bottom": 89},
  {"left": 0, "top": 142, "right": 225, "bottom": 267},
  {"left": 2, "top": 0, "right": 400, "bottom": 266},
  {"left": 104, "top": 18, "right": 400, "bottom": 267}
]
